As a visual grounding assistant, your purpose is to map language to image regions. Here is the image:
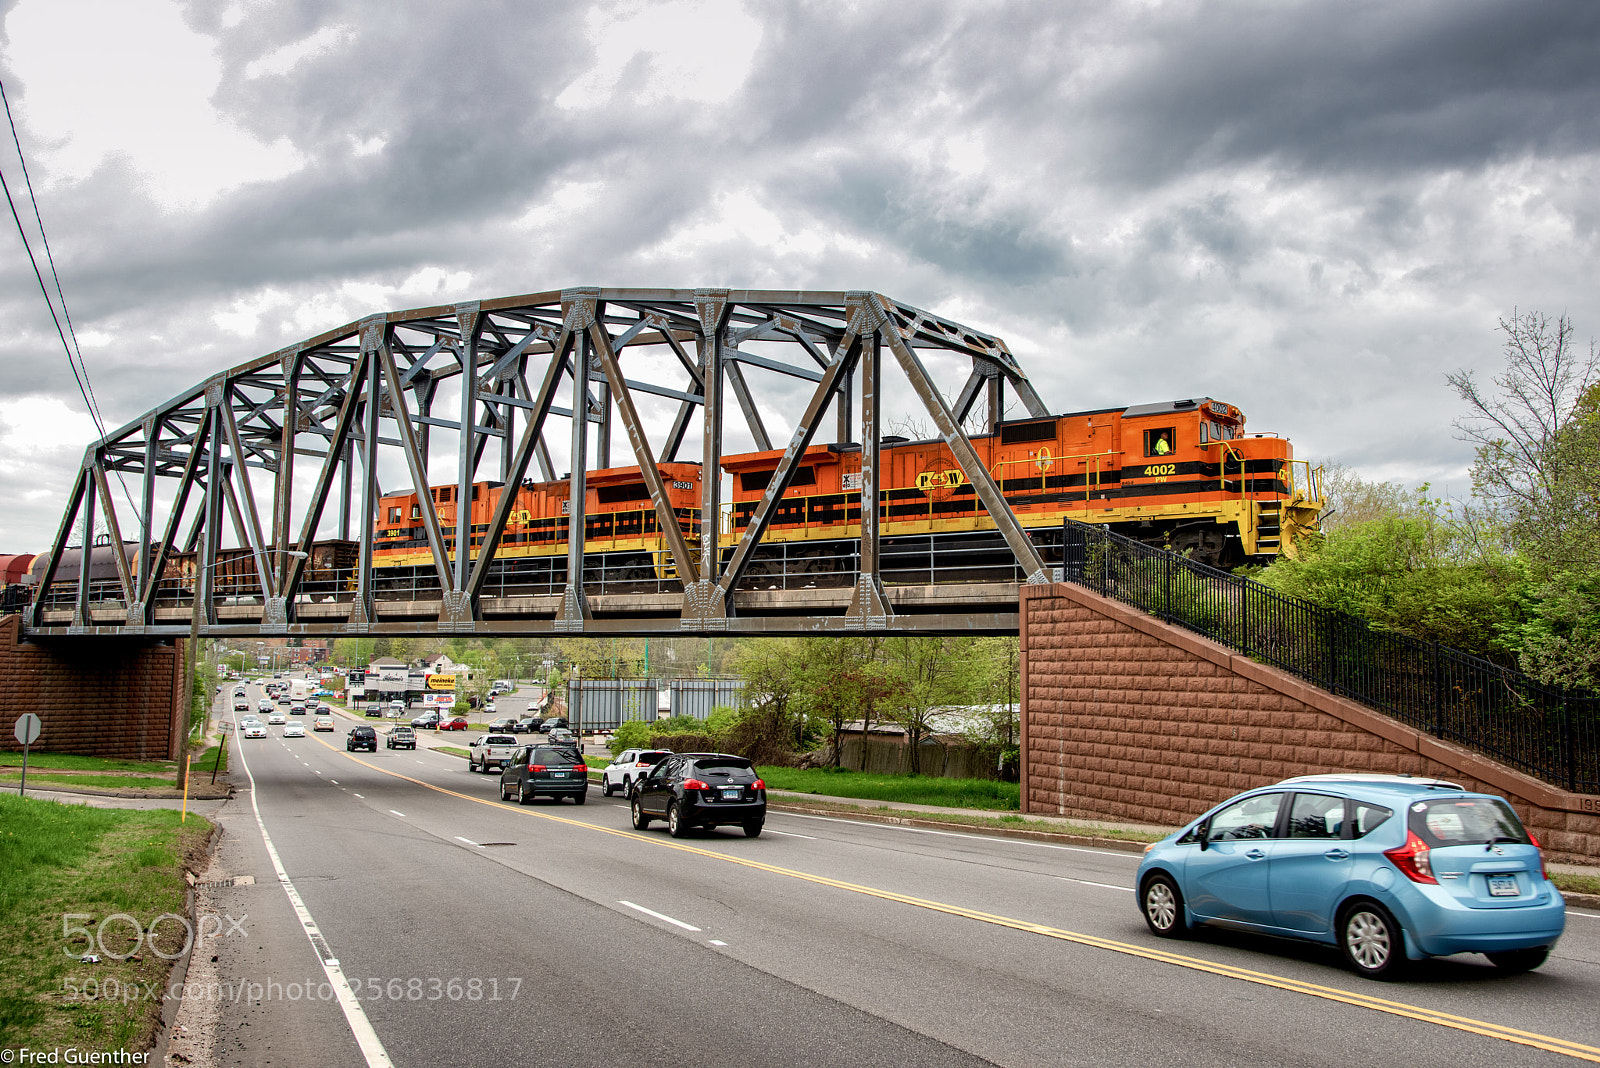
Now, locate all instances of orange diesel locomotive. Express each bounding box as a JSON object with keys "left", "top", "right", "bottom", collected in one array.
[
  {"left": 721, "top": 396, "right": 1321, "bottom": 571},
  {"left": 371, "top": 463, "right": 702, "bottom": 584}
]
